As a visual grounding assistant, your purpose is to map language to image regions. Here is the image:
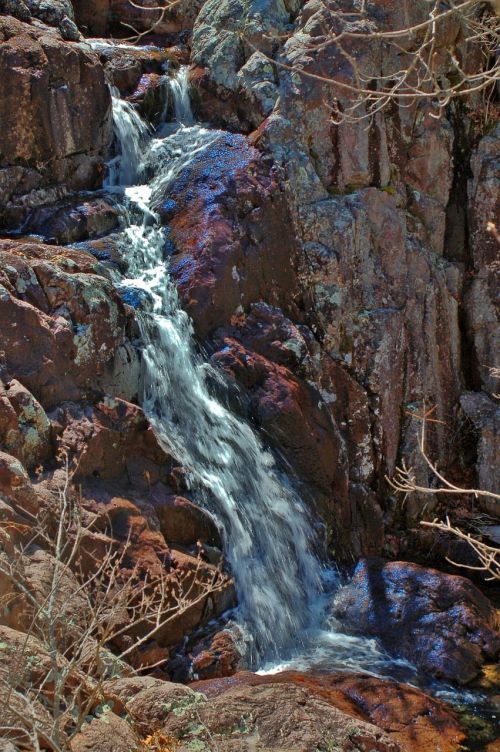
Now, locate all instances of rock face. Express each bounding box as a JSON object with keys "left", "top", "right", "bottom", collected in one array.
[
  {"left": 0, "top": 240, "right": 127, "bottom": 407},
  {"left": 163, "top": 681, "right": 401, "bottom": 751},
  {"left": 193, "top": 671, "right": 467, "bottom": 752},
  {"left": 0, "top": 4, "right": 498, "bottom": 746},
  {"left": 163, "top": 131, "right": 299, "bottom": 338},
  {"left": 0, "top": 15, "right": 112, "bottom": 230},
  {"left": 139, "top": 0, "right": 500, "bottom": 563},
  {"left": 333, "top": 559, "right": 500, "bottom": 684}
]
